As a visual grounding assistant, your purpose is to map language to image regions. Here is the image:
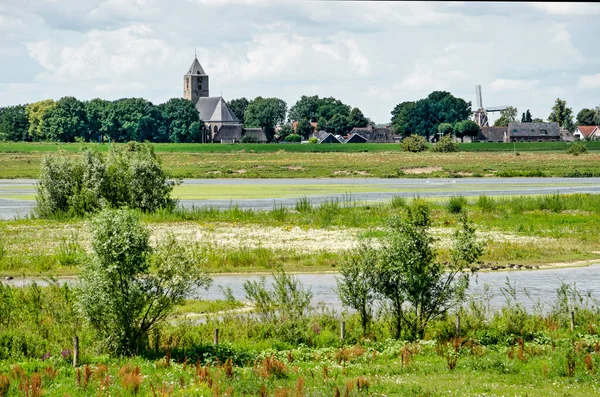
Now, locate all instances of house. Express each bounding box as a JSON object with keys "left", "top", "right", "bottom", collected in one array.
[
  {"left": 506, "top": 122, "right": 560, "bottom": 142},
  {"left": 574, "top": 126, "right": 600, "bottom": 141},
  {"left": 478, "top": 127, "right": 508, "bottom": 143},
  {"left": 344, "top": 132, "right": 368, "bottom": 143},
  {"left": 560, "top": 128, "right": 575, "bottom": 142},
  {"left": 212, "top": 125, "right": 267, "bottom": 143},
  {"left": 313, "top": 131, "right": 342, "bottom": 143},
  {"left": 348, "top": 126, "right": 399, "bottom": 143}
]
